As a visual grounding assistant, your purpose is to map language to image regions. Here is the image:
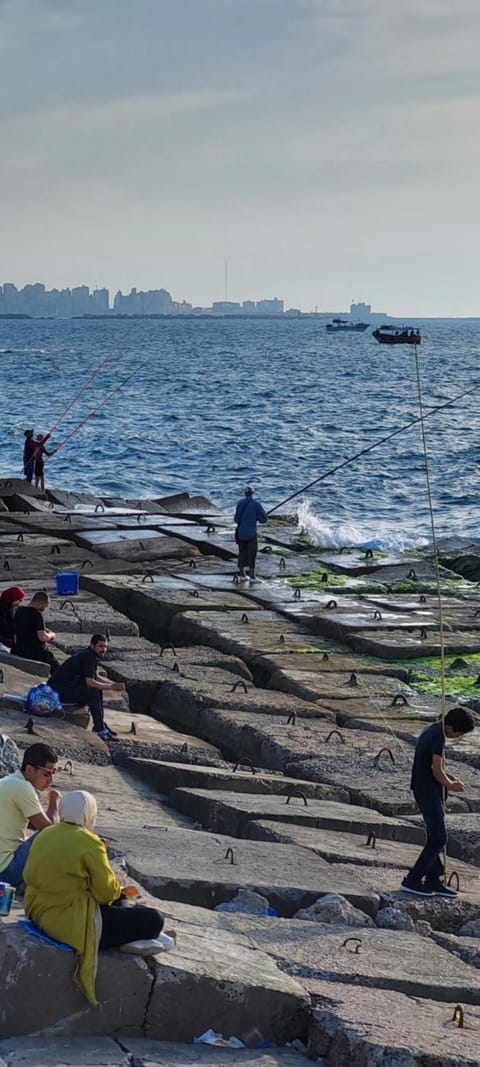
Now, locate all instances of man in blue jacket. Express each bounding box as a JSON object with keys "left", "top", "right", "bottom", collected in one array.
[{"left": 234, "top": 486, "right": 267, "bottom": 582}]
